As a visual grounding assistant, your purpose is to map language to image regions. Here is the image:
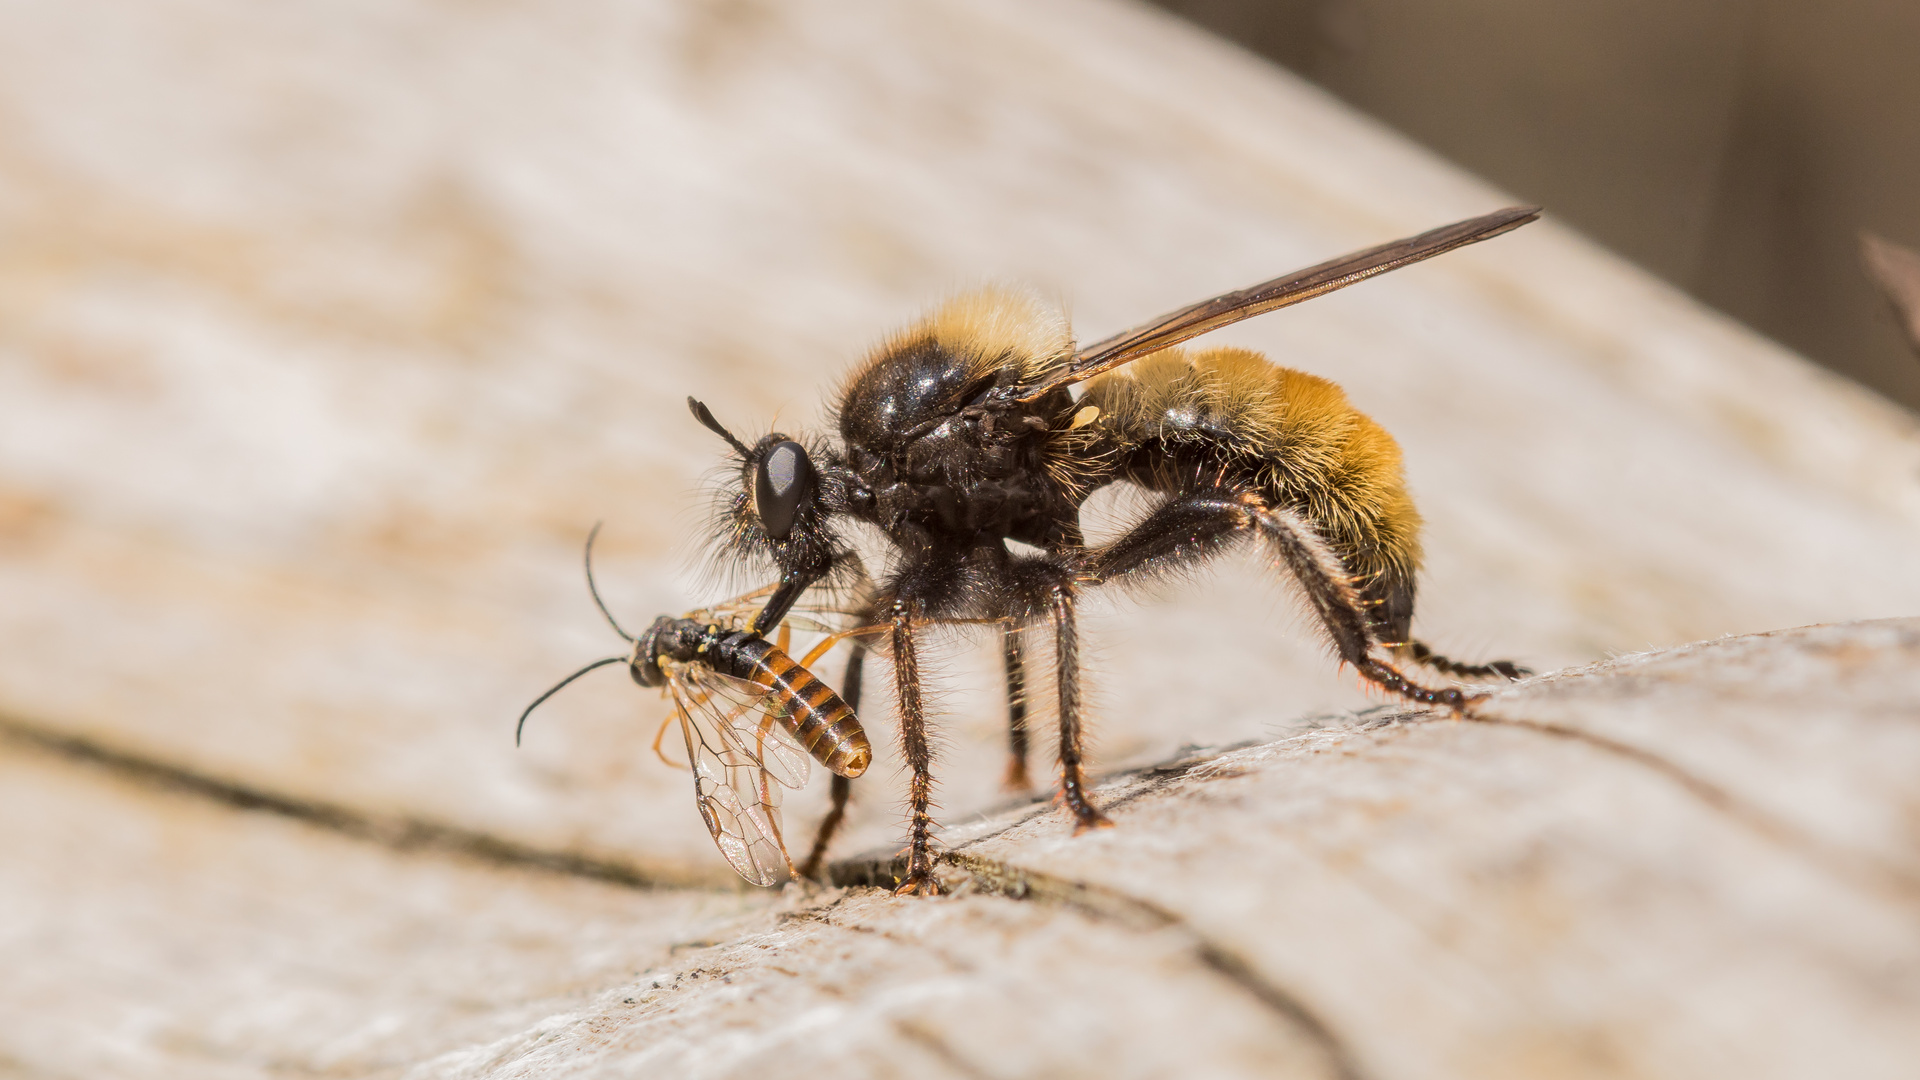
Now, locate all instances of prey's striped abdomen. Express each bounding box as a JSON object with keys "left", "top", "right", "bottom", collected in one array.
[{"left": 721, "top": 632, "right": 872, "bottom": 778}]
